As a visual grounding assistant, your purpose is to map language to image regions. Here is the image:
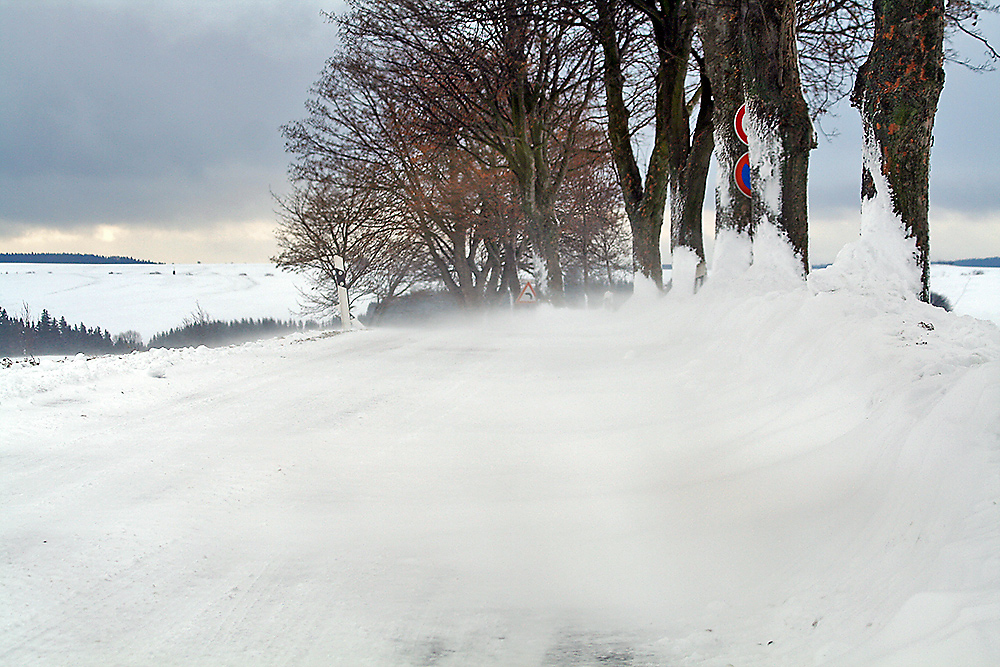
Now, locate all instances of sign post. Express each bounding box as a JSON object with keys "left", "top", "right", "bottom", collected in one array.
[{"left": 334, "top": 255, "right": 351, "bottom": 330}]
